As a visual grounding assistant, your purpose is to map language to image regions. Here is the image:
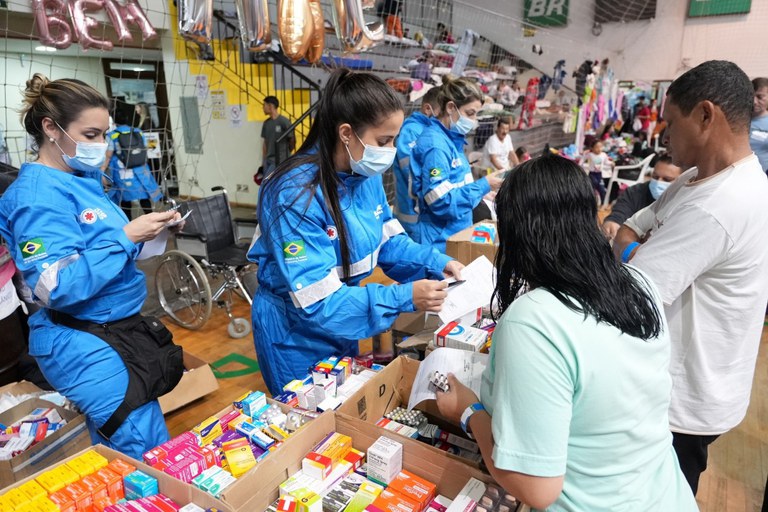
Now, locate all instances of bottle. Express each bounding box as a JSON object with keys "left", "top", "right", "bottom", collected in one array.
[{"left": 372, "top": 329, "right": 394, "bottom": 365}]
